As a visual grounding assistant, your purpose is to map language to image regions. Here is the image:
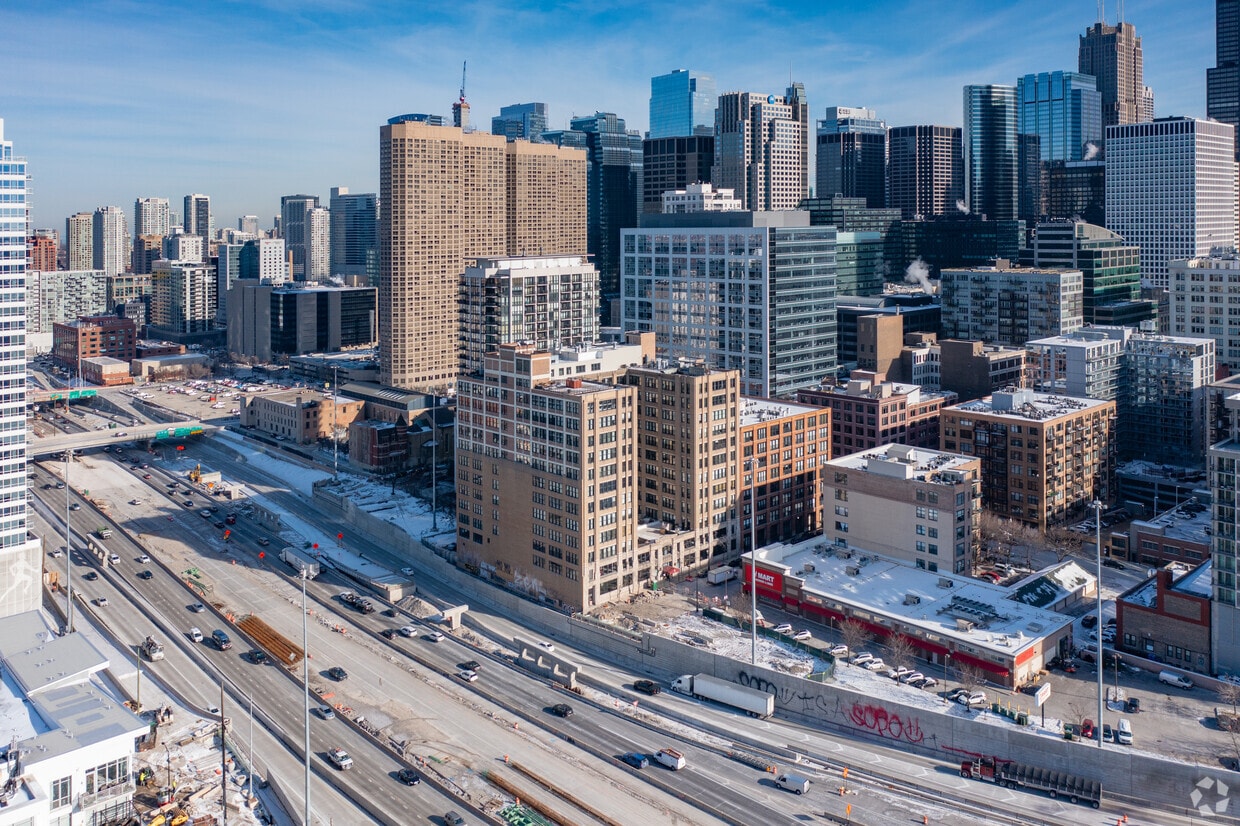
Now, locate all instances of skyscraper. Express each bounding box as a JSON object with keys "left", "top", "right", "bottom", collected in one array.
[
  {"left": 815, "top": 106, "right": 887, "bottom": 207},
  {"left": 1079, "top": 19, "right": 1144, "bottom": 128},
  {"left": 887, "top": 125, "right": 963, "bottom": 219},
  {"left": 963, "top": 85, "right": 1019, "bottom": 221},
  {"left": 714, "top": 90, "right": 807, "bottom": 212},
  {"left": 1106, "top": 117, "right": 1237, "bottom": 289},
  {"left": 239, "top": 215, "right": 260, "bottom": 236},
  {"left": 1209, "top": 0, "right": 1240, "bottom": 154},
  {"left": 92, "top": 206, "right": 128, "bottom": 277},
  {"left": 491, "top": 102, "right": 549, "bottom": 142},
  {"left": 0, "top": 120, "right": 41, "bottom": 617},
  {"left": 1016, "top": 71, "right": 1103, "bottom": 161},
  {"left": 183, "top": 193, "right": 212, "bottom": 241},
  {"left": 280, "top": 194, "right": 319, "bottom": 281},
  {"left": 649, "top": 69, "right": 717, "bottom": 139},
  {"left": 329, "top": 187, "right": 378, "bottom": 281},
  {"left": 306, "top": 206, "right": 330, "bottom": 281},
  {"left": 379, "top": 116, "right": 585, "bottom": 390},
  {"left": 642, "top": 135, "right": 715, "bottom": 214},
  {"left": 547, "top": 113, "right": 641, "bottom": 317},
  {"left": 66, "top": 212, "right": 93, "bottom": 271},
  {"left": 134, "top": 197, "right": 170, "bottom": 237},
  {"left": 28, "top": 235, "right": 56, "bottom": 272}
]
